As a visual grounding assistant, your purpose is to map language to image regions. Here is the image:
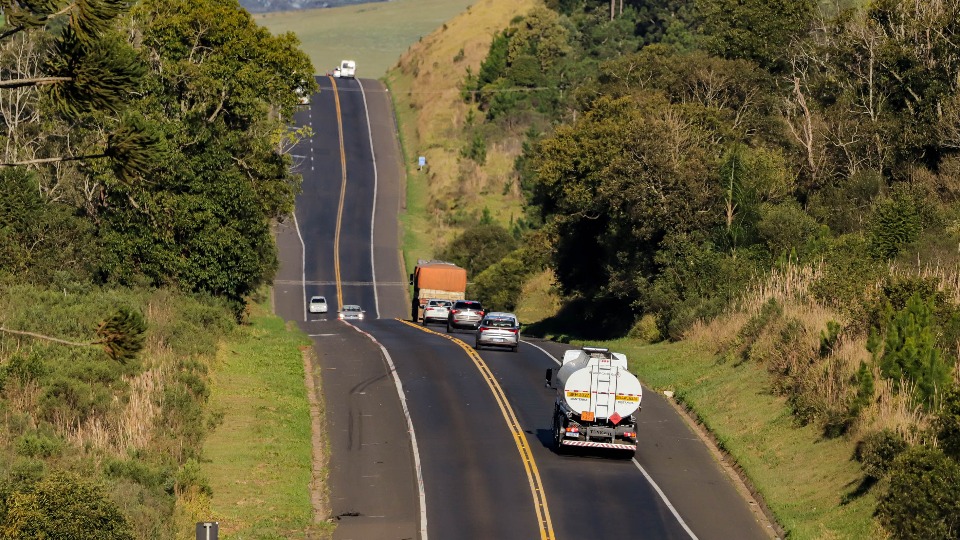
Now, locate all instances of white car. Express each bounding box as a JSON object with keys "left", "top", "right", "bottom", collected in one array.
[
  {"left": 422, "top": 299, "right": 452, "bottom": 325},
  {"left": 295, "top": 87, "right": 310, "bottom": 105},
  {"left": 308, "top": 296, "right": 328, "bottom": 314}
]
